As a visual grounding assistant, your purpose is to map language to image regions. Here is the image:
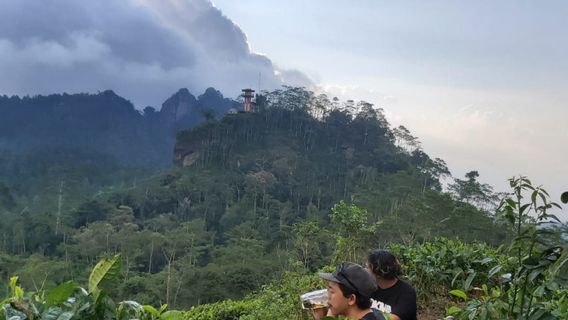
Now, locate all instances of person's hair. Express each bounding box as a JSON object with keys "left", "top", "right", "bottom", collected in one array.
[
  {"left": 338, "top": 282, "right": 372, "bottom": 309},
  {"left": 367, "top": 249, "right": 402, "bottom": 280}
]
